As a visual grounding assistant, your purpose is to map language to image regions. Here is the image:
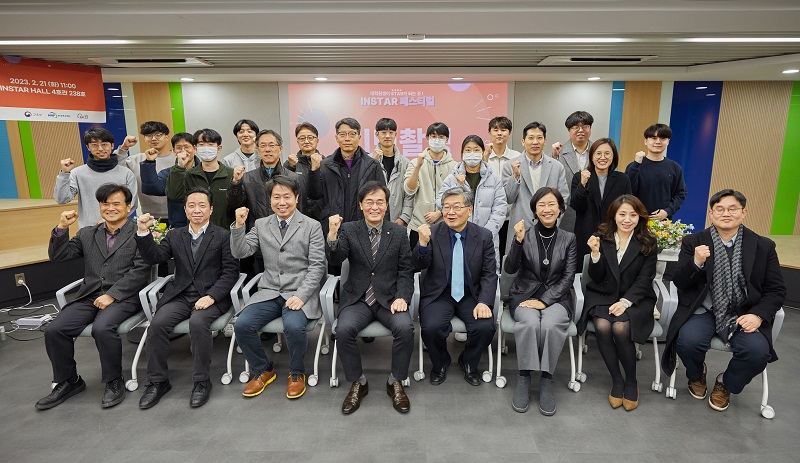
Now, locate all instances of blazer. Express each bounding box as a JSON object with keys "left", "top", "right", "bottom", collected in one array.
[
  {"left": 569, "top": 170, "right": 632, "bottom": 260},
  {"left": 580, "top": 237, "right": 657, "bottom": 344},
  {"left": 49, "top": 220, "right": 152, "bottom": 304},
  {"left": 230, "top": 212, "right": 326, "bottom": 320},
  {"left": 135, "top": 223, "right": 240, "bottom": 311},
  {"left": 661, "top": 227, "right": 786, "bottom": 375},
  {"left": 327, "top": 220, "right": 414, "bottom": 316},
  {"left": 504, "top": 227, "right": 577, "bottom": 318},
  {"left": 552, "top": 141, "right": 587, "bottom": 232},
  {"left": 501, "top": 154, "right": 570, "bottom": 253},
  {"left": 411, "top": 222, "right": 498, "bottom": 309}
]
